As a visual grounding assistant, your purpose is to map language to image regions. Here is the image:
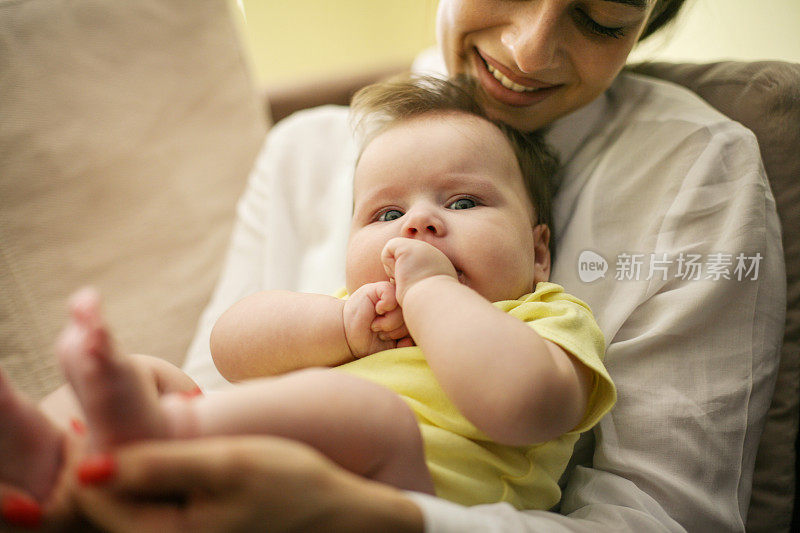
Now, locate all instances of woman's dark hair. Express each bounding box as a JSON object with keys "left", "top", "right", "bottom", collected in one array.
[{"left": 640, "top": 0, "right": 688, "bottom": 40}]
